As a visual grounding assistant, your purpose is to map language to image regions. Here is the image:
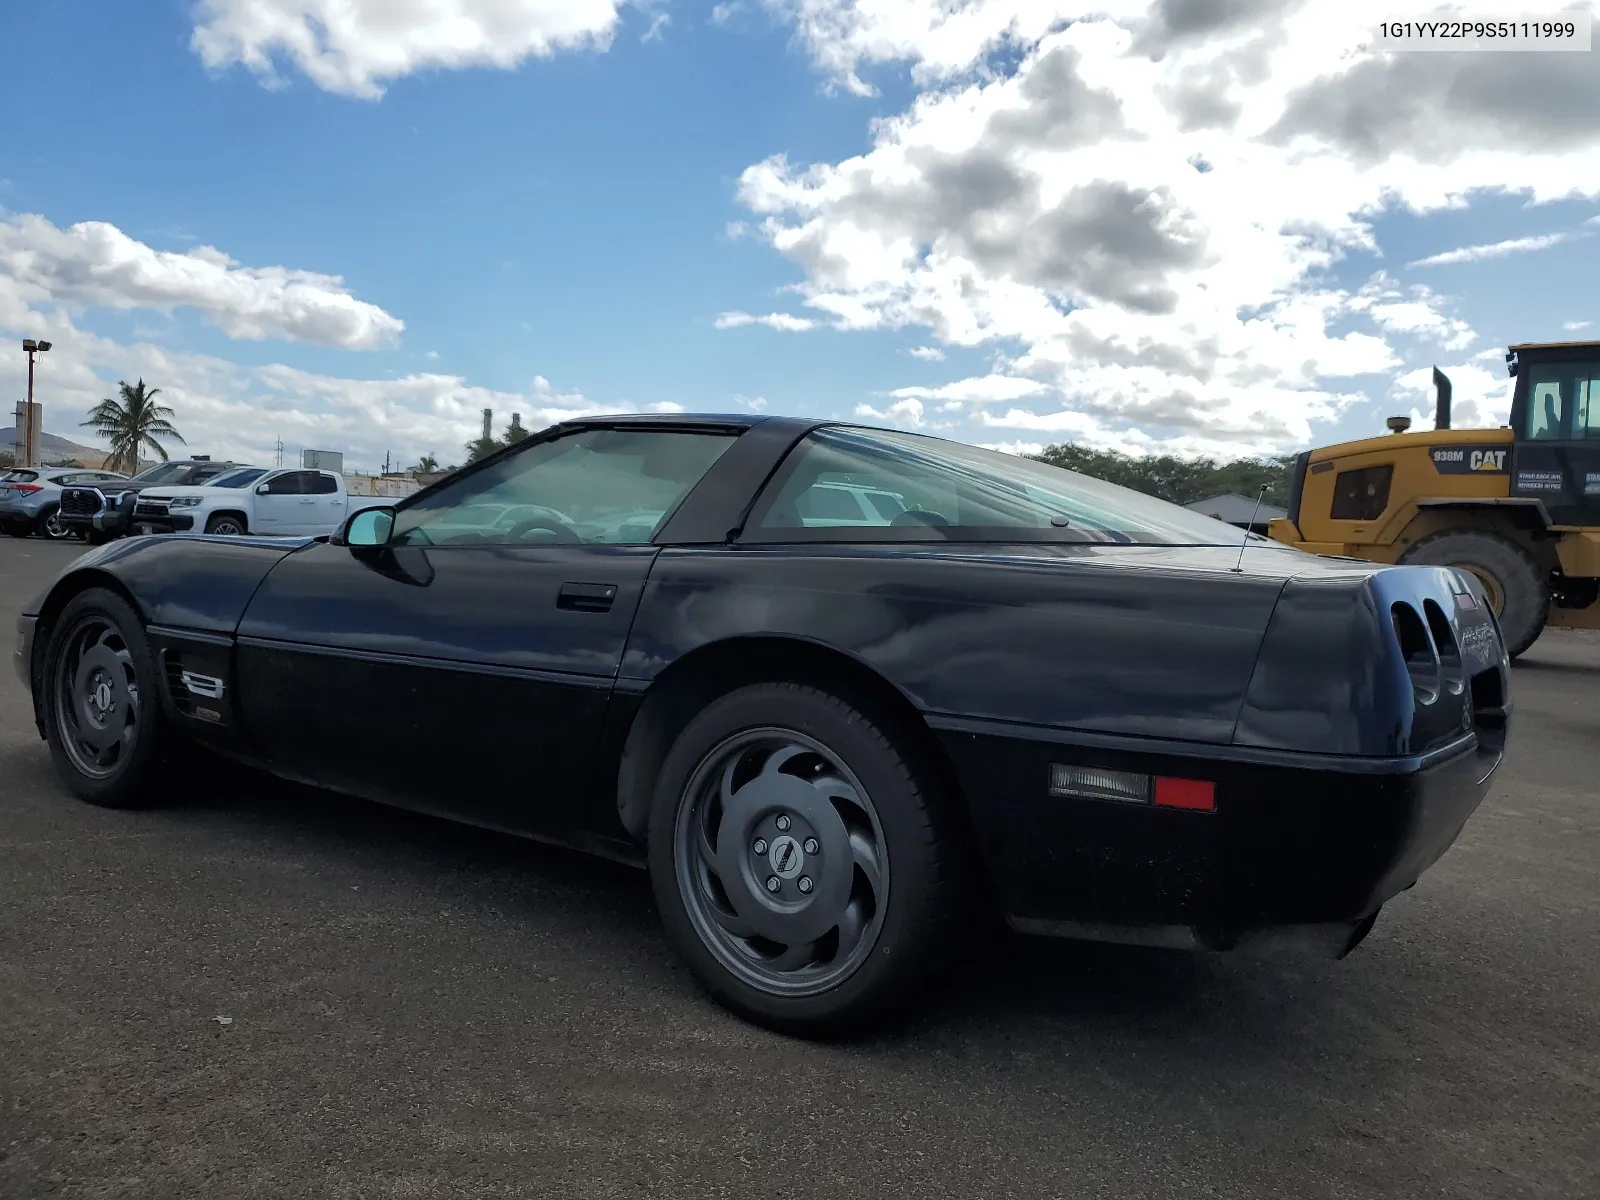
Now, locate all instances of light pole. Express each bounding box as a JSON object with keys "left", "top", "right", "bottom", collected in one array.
[{"left": 20, "top": 338, "right": 52, "bottom": 468}]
